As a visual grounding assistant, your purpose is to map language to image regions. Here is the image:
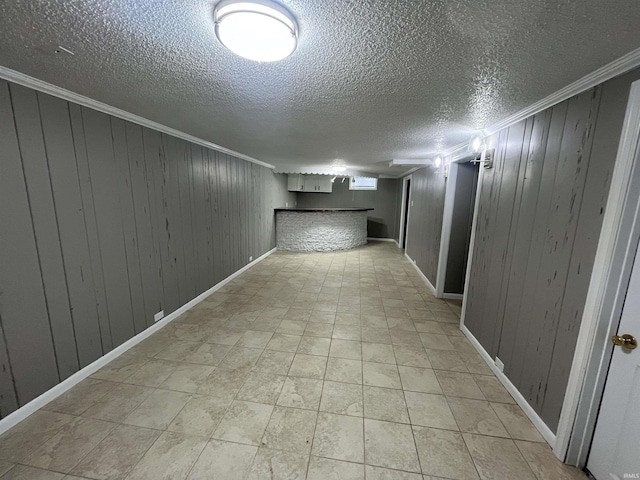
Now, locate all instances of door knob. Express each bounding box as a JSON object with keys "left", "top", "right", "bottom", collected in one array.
[{"left": 612, "top": 334, "right": 638, "bottom": 350}]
